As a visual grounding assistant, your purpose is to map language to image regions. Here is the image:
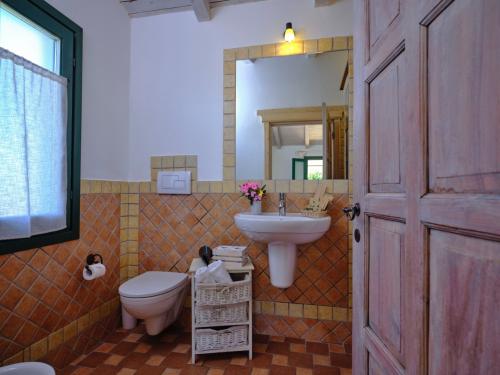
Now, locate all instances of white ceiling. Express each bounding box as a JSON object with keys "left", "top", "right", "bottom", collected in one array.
[
  {"left": 120, "top": 0, "right": 337, "bottom": 19},
  {"left": 272, "top": 124, "right": 323, "bottom": 148},
  {"left": 120, "top": 0, "right": 265, "bottom": 18}
]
